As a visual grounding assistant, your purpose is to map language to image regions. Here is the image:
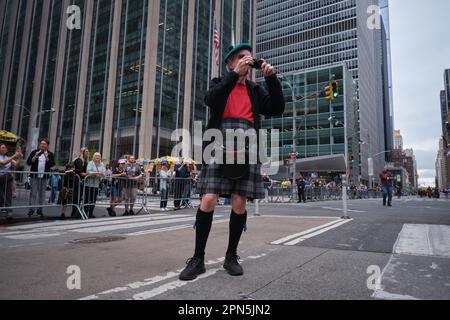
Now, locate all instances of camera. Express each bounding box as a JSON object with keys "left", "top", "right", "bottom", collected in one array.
[{"left": 251, "top": 59, "right": 264, "bottom": 70}]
